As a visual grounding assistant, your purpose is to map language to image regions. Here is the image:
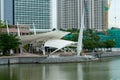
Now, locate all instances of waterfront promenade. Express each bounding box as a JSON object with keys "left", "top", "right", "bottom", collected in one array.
[
  {"left": 0, "top": 52, "right": 95, "bottom": 65},
  {"left": 102, "top": 51, "right": 120, "bottom": 57},
  {"left": 0, "top": 51, "right": 120, "bottom": 65},
  {"left": 89, "top": 51, "right": 120, "bottom": 58}
]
